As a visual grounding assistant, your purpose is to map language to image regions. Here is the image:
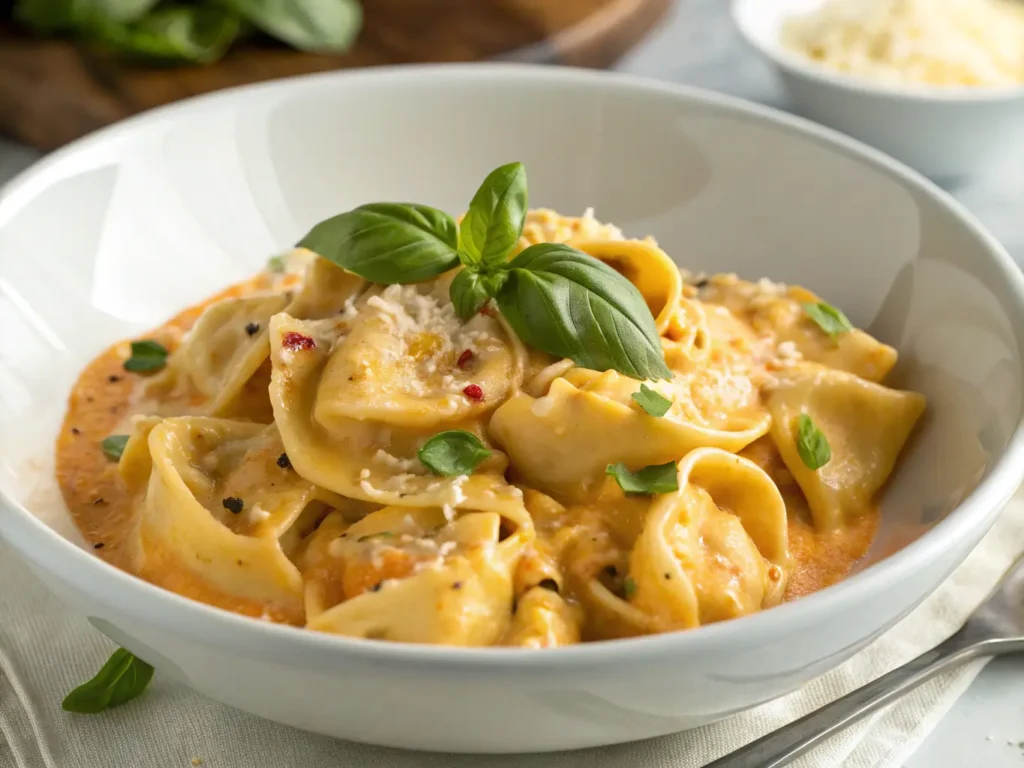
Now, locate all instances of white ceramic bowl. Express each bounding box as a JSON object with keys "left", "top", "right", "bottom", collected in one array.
[
  {"left": 2, "top": 64, "right": 1024, "bottom": 754},
  {"left": 731, "top": 0, "right": 1024, "bottom": 180}
]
